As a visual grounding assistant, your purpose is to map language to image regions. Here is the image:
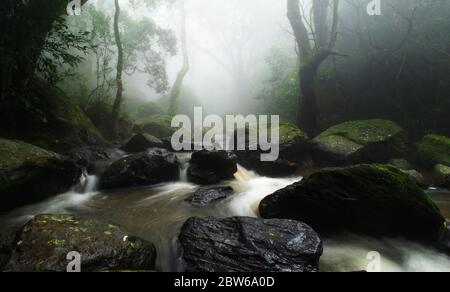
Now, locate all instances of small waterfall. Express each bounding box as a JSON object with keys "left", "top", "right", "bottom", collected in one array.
[
  {"left": 74, "top": 170, "right": 99, "bottom": 194},
  {"left": 175, "top": 152, "right": 192, "bottom": 182}
]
